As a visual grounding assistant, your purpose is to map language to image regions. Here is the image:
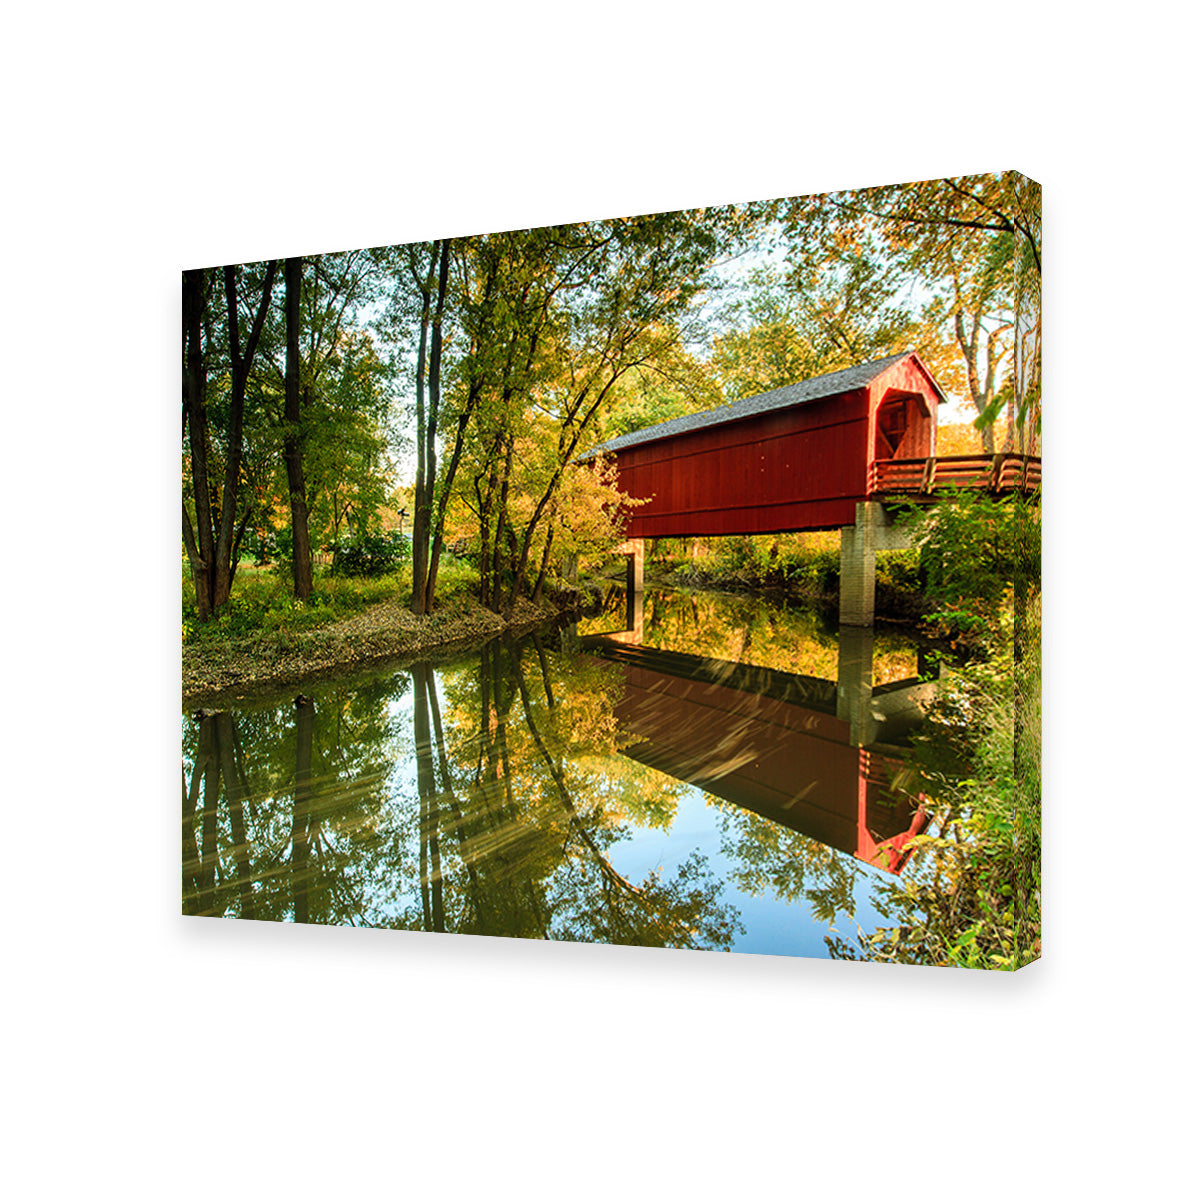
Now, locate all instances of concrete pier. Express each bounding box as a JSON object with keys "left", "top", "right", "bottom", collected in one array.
[
  {"left": 616, "top": 537, "right": 644, "bottom": 595},
  {"left": 615, "top": 538, "right": 644, "bottom": 641},
  {"left": 839, "top": 501, "right": 912, "bottom": 626}
]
